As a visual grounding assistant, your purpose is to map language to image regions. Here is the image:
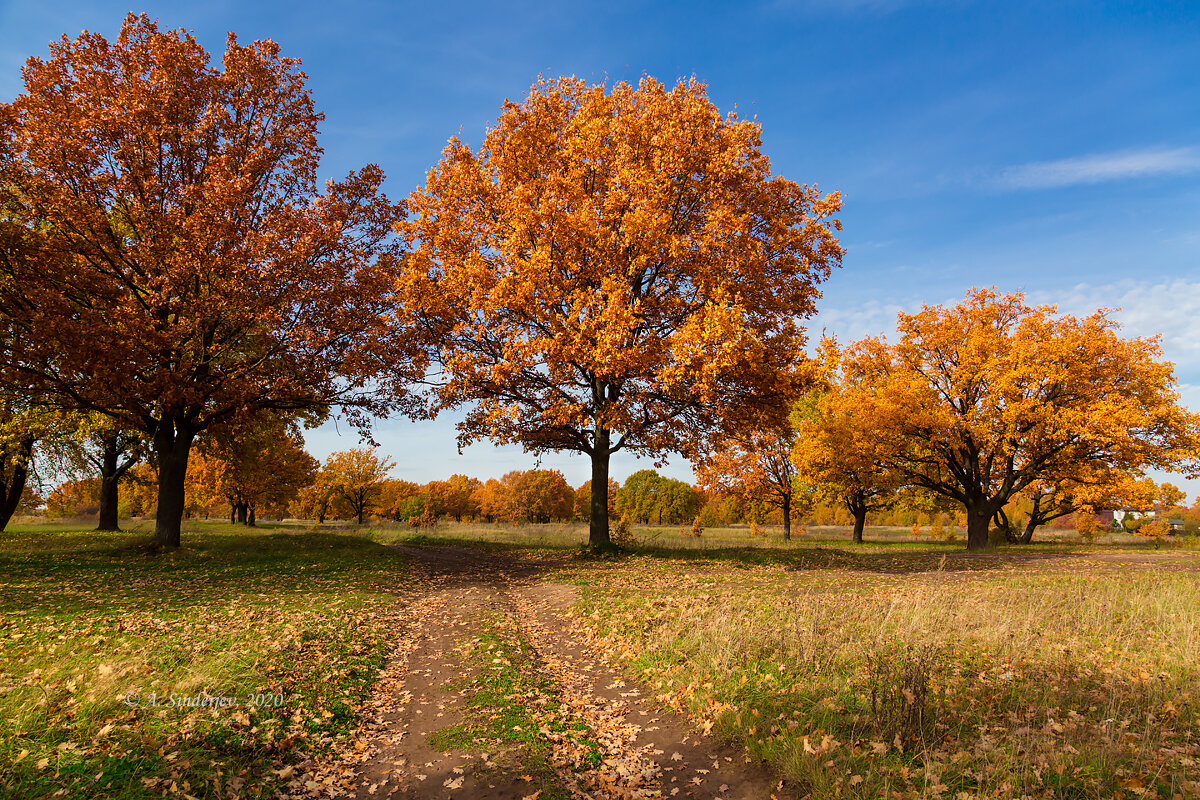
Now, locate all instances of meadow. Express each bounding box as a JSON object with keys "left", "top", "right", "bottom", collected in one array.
[
  {"left": 0, "top": 520, "right": 411, "bottom": 798},
  {"left": 2, "top": 518, "right": 1197, "bottom": 799}
]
